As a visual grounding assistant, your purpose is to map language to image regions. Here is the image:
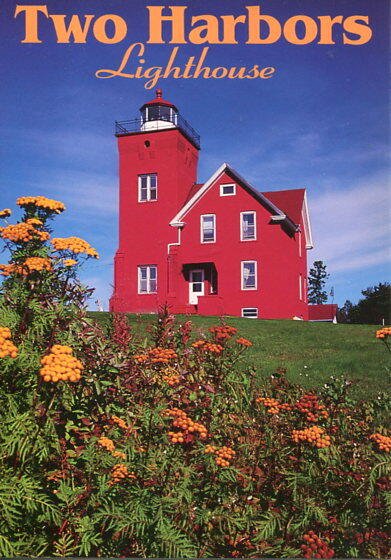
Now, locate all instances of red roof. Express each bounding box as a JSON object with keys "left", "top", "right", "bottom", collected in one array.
[
  {"left": 183, "top": 183, "right": 204, "bottom": 206},
  {"left": 308, "top": 304, "right": 338, "bottom": 321},
  {"left": 140, "top": 88, "right": 178, "bottom": 111},
  {"left": 262, "top": 188, "right": 305, "bottom": 226}
]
